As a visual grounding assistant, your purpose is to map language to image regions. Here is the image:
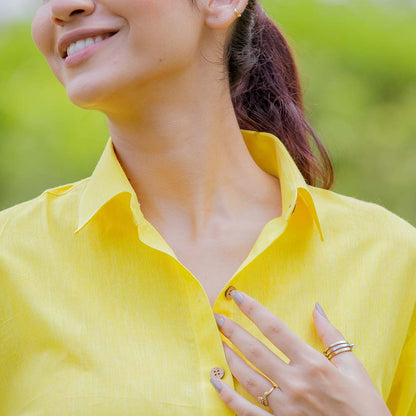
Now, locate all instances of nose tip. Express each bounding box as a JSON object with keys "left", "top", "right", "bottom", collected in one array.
[{"left": 51, "top": 0, "right": 95, "bottom": 26}]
